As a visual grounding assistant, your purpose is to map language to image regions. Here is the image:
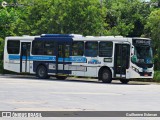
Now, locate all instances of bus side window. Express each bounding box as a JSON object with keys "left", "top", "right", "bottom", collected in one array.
[
  {"left": 65, "top": 45, "right": 70, "bottom": 58},
  {"left": 7, "top": 40, "right": 20, "bottom": 54},
  {"left": 58, "top": 45, "right": 63, "bottom": 57},
  {"left": 32, "top": 41, "right": 44, "bottom": 55},
  {"left": 85, "top": 41, "right": 98, "bottom": 57},
  {"left": 44, "top": 41, "right": 54, "bottom": 55},
  {"left": 99, "top": 42, "right": 113, "bottom": 57},
  {"left": 72, "top": 41, "right": 84, "bottom": 56}
]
